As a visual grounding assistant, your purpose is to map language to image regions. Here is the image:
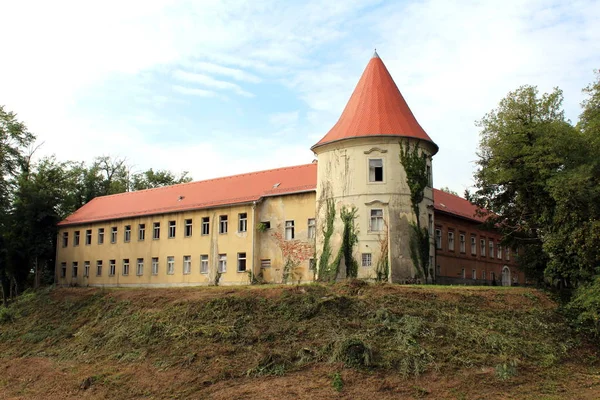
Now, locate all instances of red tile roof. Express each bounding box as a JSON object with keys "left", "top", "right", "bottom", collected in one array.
[
  {"left": 312, "top": 52, "right": 438, "bottom": 153},
  {"left": 58, "top": 164, "right": 318, "bottom": 226},
  {"left": 59, "top": 162, "right": 483, "bottom": 227},
  {"left": 433, "top": 188, "right": 485, "bottom": 223}
]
